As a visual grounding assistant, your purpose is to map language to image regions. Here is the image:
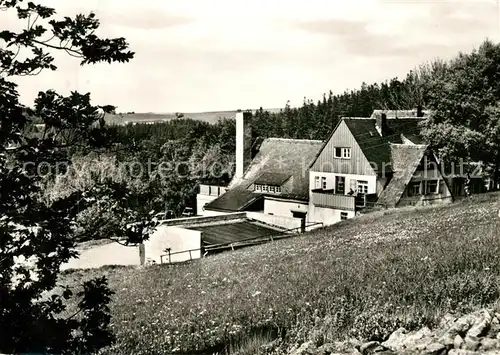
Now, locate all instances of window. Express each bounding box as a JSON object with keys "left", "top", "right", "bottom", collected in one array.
[
  {"left": 315, "top": 176, "right": 321, "bottom": 189},
  {"left": 256, "top": 184, "right": 281, "bottom": 193},
  {"left": 357, "top": 180, "right": 368, "bottom": 194},
  {"left": 340, "top": 212, "right": 348, "bottom": 220},
  {"left": 425, "top": 180, "right": 439, "bottom": 194},
  {"left": 334, "top": 147, "right": 351, "bottom": 159},
  {"left": 342, "top": 148, "right": 351, "bottom": 159},
  {"left": 321, "top": 177, "right": 327, "bottom": 190},
  {"left": 335, "top": 176, "right": 345, "bottom": 194},
  {"left": 408, "top": 181, "right": 421, "bottom": 196}
]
